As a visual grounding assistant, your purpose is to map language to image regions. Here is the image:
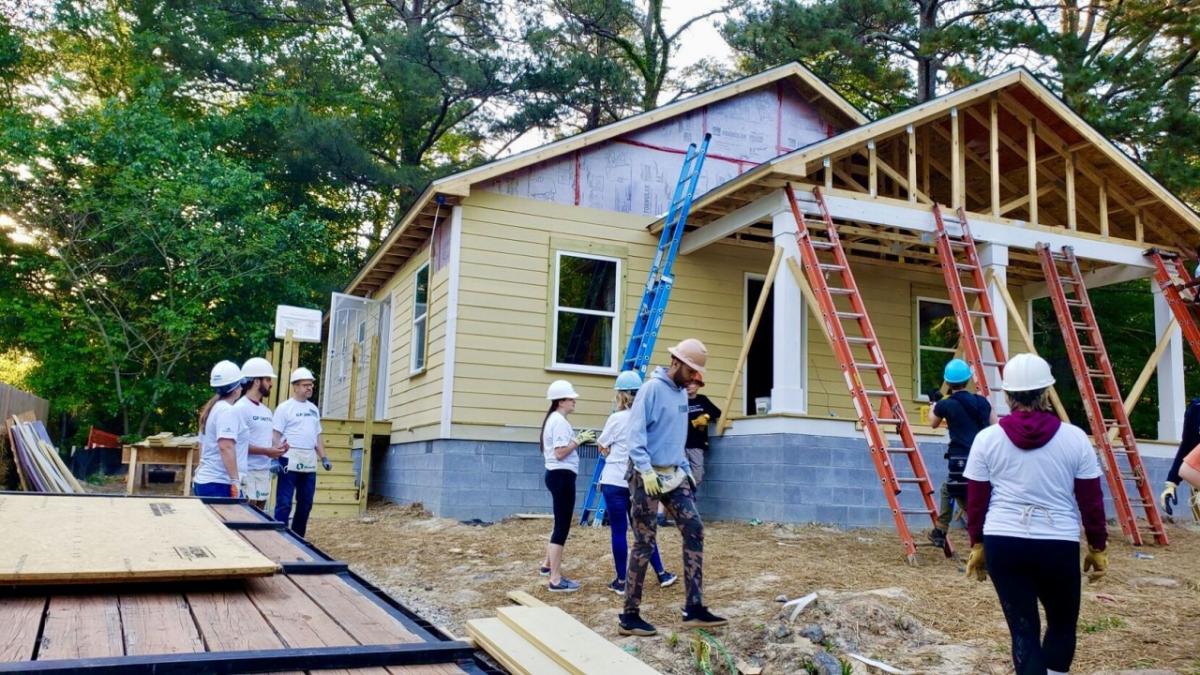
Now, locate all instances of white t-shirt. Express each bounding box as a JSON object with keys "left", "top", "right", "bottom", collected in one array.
[
  {"left": 963, "top": 423, "right": 1102, "bottom": 543},
  {"left": 235, "top": 396, "right": 275, "bottom": 472},
  {"left": 273, "top": 398, "right": 323, "bottom": 450},
  {"left": 542, "top": 411, "right": 578, "bottom": 473},
  {"left": 195, "top": 400, "right": 243, "bottom": 485},
  {"left": 598, "top": 410, "right": 633, "bottom": 487}
]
